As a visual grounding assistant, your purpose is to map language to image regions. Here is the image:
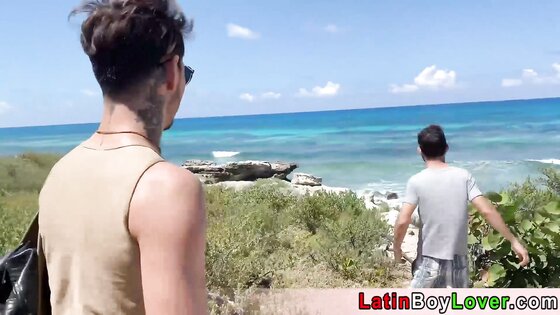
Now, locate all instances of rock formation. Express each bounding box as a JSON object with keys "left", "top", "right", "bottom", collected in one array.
[
  {"left": 290, "top": 173, "right": 322, "bottom": 186},
  {"left": 182, "top": 160, "right": 298, "bottom": 184}
]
